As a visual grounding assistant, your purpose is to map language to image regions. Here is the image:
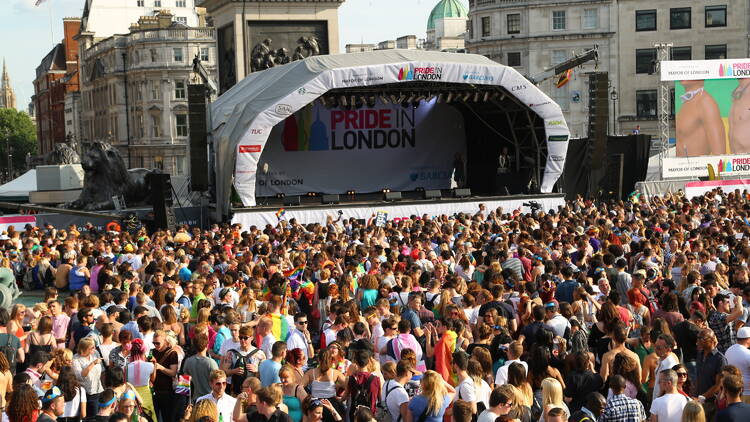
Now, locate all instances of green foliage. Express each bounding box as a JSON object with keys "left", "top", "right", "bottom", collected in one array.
[{"left": 0, "top": 108, "right": 37, "bottom": 173}]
